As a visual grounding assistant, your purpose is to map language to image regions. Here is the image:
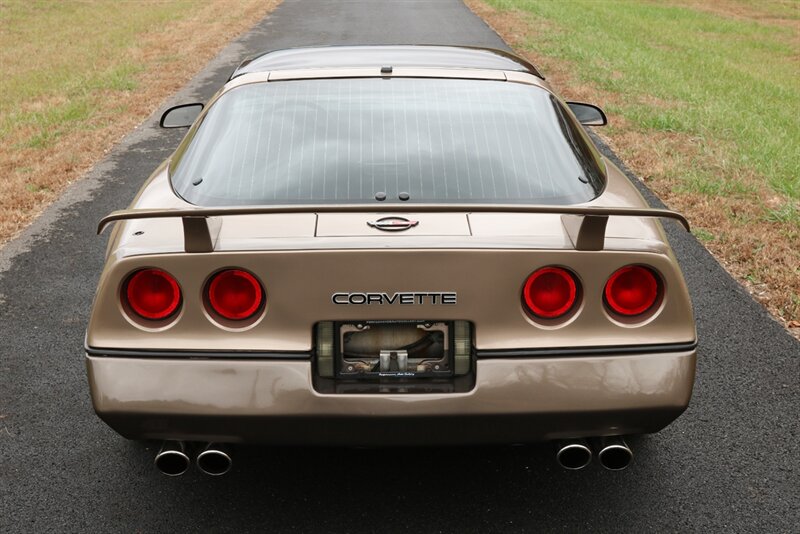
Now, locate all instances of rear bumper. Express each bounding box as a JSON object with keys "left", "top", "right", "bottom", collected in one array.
[{"left": 86, "top": 349, "right": 696, "bottom": 446}]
